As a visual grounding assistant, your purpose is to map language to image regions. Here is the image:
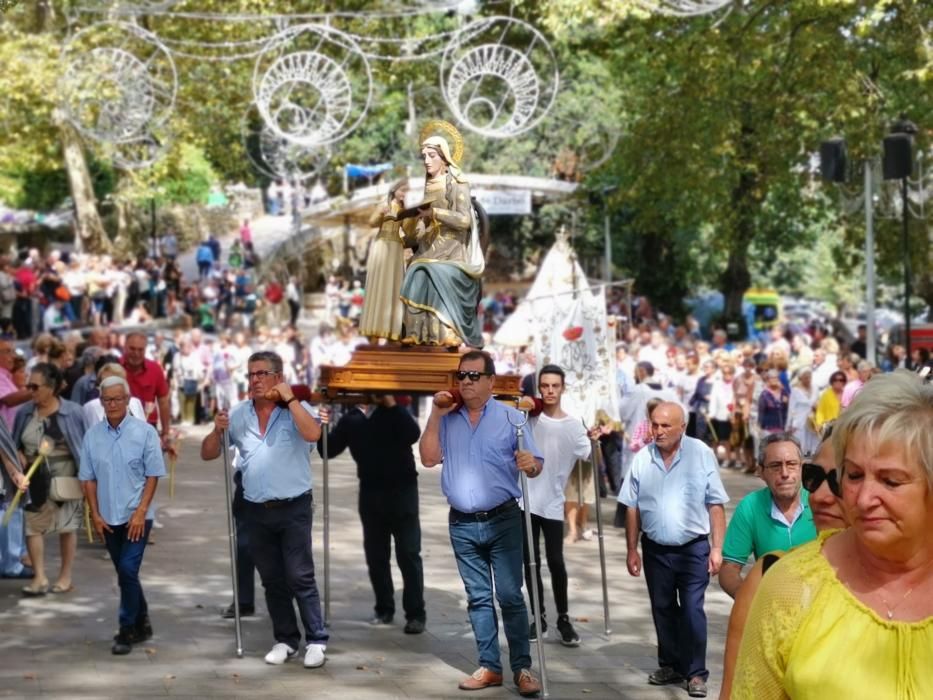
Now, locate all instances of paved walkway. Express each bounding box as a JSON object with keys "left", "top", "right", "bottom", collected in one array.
[{"left": 0, "top": 426, "right": 759, "bottom": 699}]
